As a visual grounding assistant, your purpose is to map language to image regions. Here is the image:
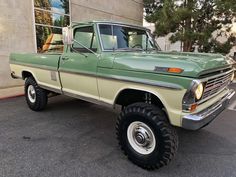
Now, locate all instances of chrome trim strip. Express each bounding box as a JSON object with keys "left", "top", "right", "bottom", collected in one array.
[
  {"left": 59, "top": 69, "right": 96, "bottom": 77},
  {"left": 182, "top": 79, "right": 201, "bottom": 111},
  {"left": 63, "top": 91, "right": 112, "bottom": 108},
  {"left": 10, "top": 61, "right": 58, "bottom": 71},
  {"left": 39, "top": 84, "right": 63, "bottom": 94},
  {"left": 96, "top": 23, "right": 105, "bottom": 51},
  {"left": 59, "top": 69, "right": 183, "bottom": 90},
  {"left": 101, "top": 74, "right": 182, "bottom": 90},
  {"left": 11, "top": 61, "right": 183, "bottom": 90}
]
